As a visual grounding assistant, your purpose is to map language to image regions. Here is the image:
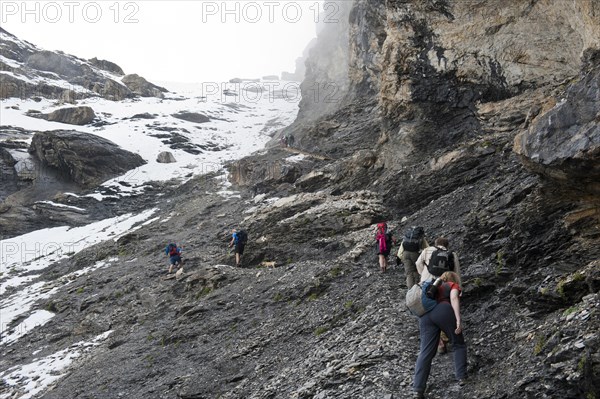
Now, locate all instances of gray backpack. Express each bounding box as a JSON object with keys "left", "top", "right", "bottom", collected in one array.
[{"left": 426, "top": 247, "right": 454, "bottom": 276}]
